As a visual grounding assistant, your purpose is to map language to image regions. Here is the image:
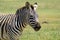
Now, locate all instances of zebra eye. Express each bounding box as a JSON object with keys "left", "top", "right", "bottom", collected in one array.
[{"left": 30, "top": 15, "right": 33, "bottom": 17}]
